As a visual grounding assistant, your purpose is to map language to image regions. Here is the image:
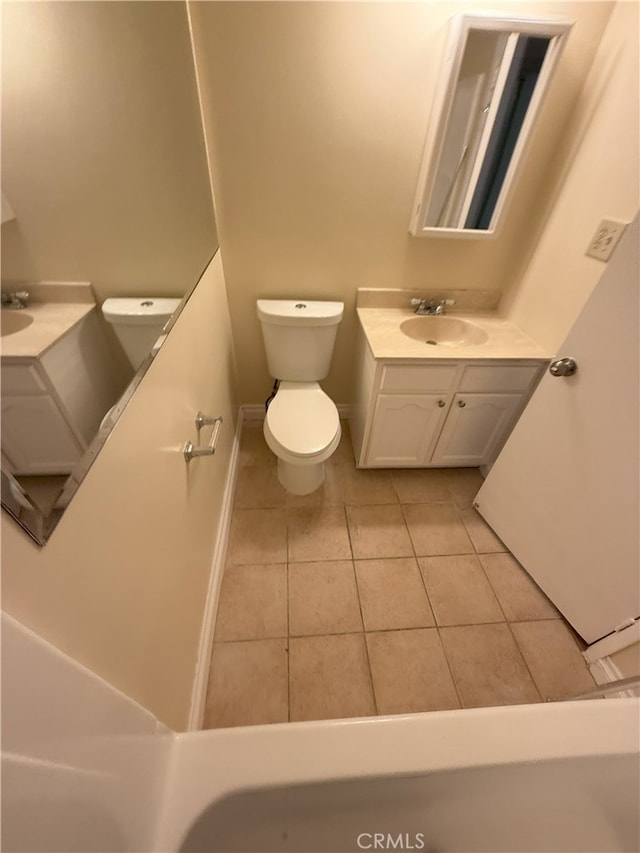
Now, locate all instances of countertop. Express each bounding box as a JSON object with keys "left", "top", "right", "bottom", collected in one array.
[
  {"left": 357, "top": 307, "right": 552, "bottom": 361},
  {"left": 1, "top": 302, "right": 95, "bottom": 359}
]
